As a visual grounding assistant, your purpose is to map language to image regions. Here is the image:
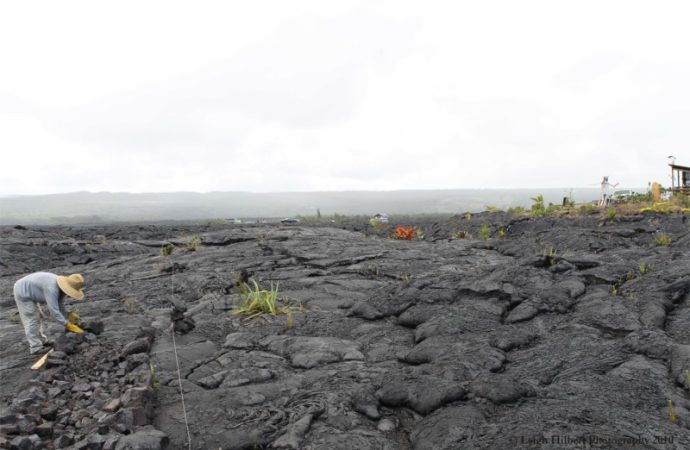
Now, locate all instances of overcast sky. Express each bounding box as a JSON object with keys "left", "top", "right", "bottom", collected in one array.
[{"left": 1, "top": 1, "right": 689, "bottom": 195}]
